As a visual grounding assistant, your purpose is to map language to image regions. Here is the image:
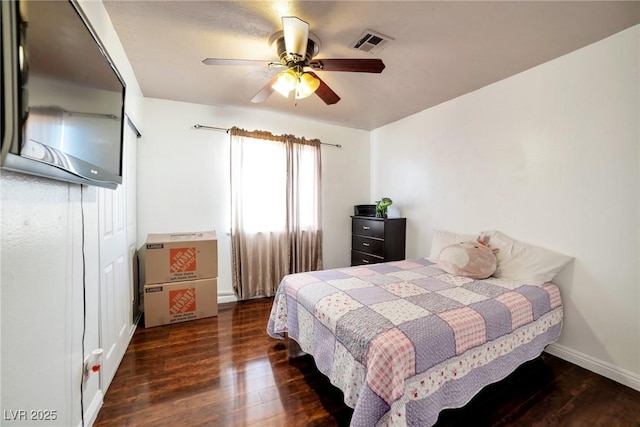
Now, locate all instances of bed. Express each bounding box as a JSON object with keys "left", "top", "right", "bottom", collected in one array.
[{"left": 267, "top": 256, "right": 563, "bottom": 426}]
